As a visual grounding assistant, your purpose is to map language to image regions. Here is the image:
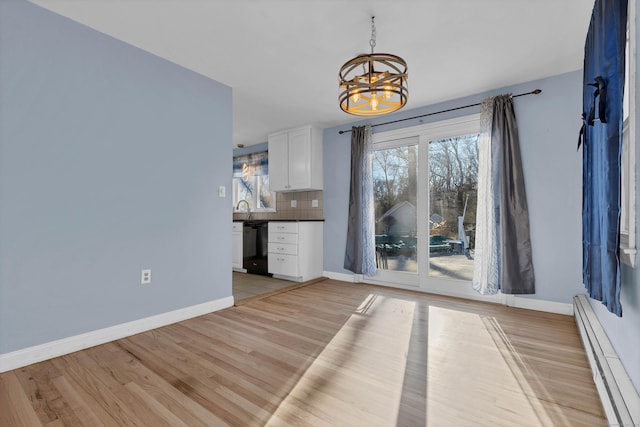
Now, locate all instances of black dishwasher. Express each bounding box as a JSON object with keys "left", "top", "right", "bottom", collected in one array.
[{"left": 243, "top": 221, "right": 271, "bottom": 276}]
